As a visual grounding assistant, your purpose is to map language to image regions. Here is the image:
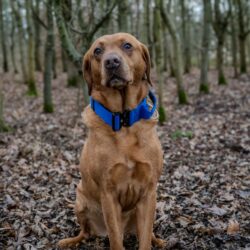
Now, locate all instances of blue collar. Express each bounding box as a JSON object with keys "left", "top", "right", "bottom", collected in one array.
[{"left": 90, "top": 91, "right": 157, "bottom": 131}]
